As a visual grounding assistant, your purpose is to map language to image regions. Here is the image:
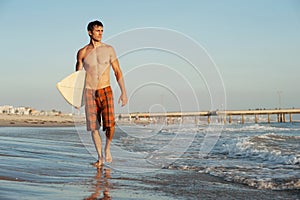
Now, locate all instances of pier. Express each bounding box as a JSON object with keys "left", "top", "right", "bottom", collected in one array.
[
  {"left": 218, "top": 109, "right": 300, "bottom": 124},
  {"left": 117, "top": 109, "right": 300, "bottom": 124}
]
